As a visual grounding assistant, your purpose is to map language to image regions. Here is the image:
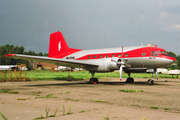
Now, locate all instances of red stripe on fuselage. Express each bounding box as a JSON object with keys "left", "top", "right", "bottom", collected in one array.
[{"left": 75, "top": 47, "right": 172, "bottom": 60}]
